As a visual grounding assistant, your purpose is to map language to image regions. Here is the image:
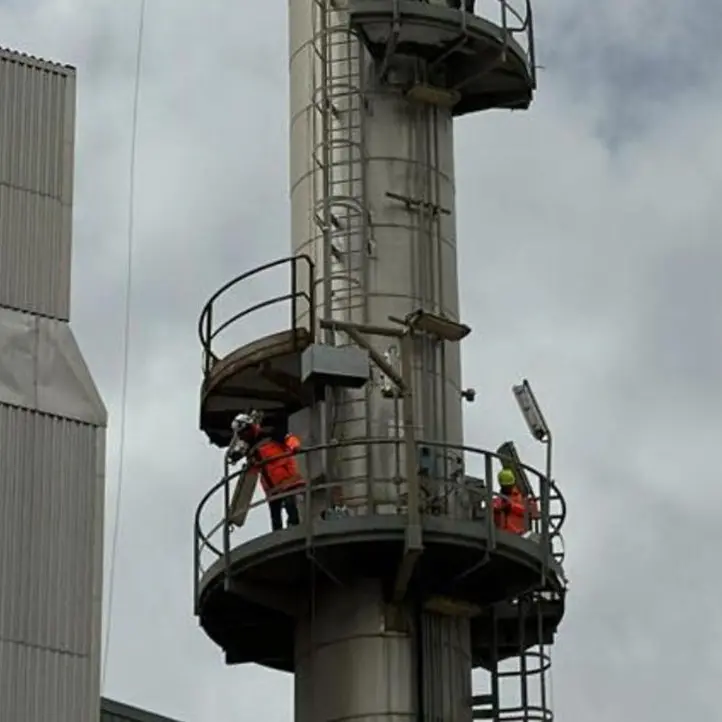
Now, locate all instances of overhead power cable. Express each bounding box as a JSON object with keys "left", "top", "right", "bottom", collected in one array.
[{"left": 101, "top": 0, "right": 146, "bottom": 691}]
